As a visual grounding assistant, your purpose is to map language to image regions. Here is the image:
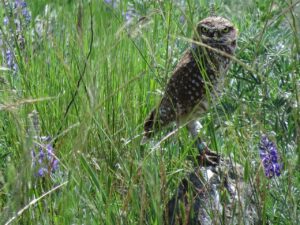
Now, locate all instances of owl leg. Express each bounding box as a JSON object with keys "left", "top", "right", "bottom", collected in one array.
[{"left": 187, "top": 121, "right": 220, "bottom": 166}]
